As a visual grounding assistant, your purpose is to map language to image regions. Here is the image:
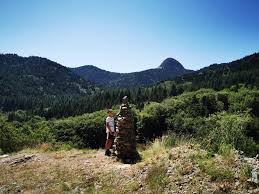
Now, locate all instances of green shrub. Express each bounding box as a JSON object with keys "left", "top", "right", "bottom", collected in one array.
[
  {"left": 51, "top": 110, "right": 108, "bottom": 149},
  {"left": 137, "top": 102, "right": 168, "bottom": 139},
  {"left": 197, "top": 112, "right": 258, "bottom": 156},
  {"left": 0, "top": 113, "right": 55, "bottom": 153},
  {"left": 48, "top": 143, "right": 73, "bottom": 152},
  {"left": 0, "top": 115, "right": 23, "bottom": 153}
]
